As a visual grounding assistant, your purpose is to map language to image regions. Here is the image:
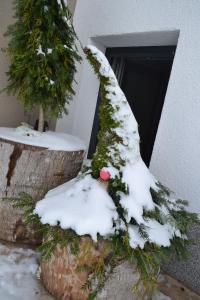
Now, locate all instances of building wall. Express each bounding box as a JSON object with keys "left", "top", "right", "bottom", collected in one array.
[
  {"left": 68, "top": 0, "right": 77, "bottom": 15},
  {"left": 57, "top": 0, "right": 200, "bottom": 214},
  {"left": 0, "top": 0, "right": 27, "bottom": 127}
]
